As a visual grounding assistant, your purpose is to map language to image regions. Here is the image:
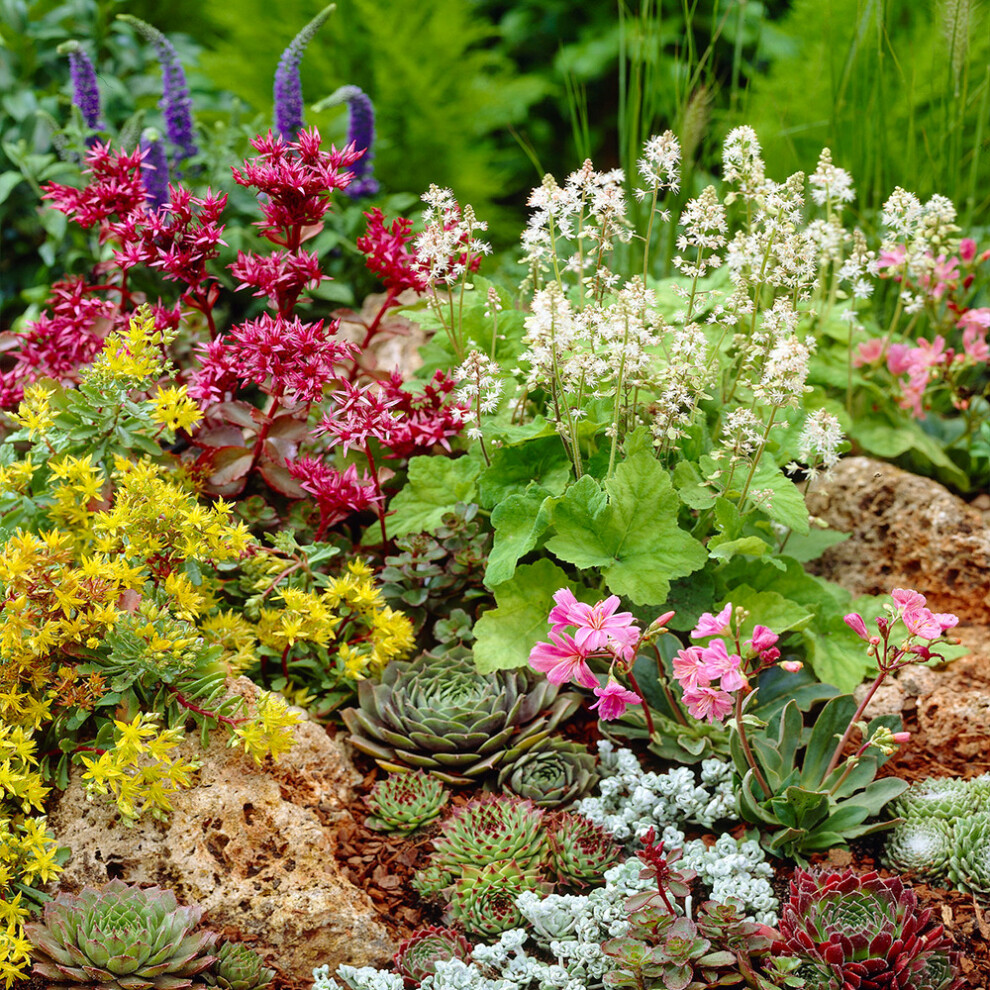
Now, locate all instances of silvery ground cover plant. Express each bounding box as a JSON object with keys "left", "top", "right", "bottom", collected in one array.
[{"left": 0, "top": 2, "right": 988, "bottom": 989}]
